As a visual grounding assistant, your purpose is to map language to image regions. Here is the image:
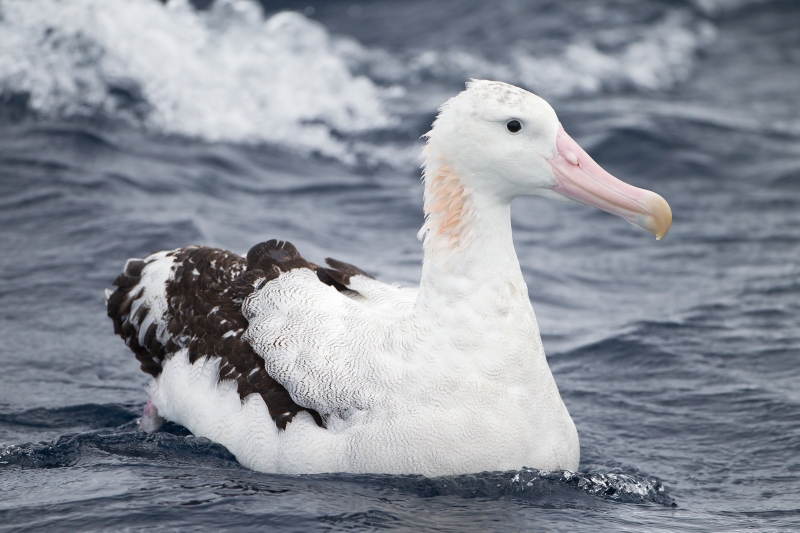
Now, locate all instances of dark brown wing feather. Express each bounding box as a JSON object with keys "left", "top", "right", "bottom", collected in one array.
[
  {"left": 315, "top": 257, "right": 375, "bottom": 290},
  {"left": 107, "top": 240, "right": 345, "bottom": 430}
]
